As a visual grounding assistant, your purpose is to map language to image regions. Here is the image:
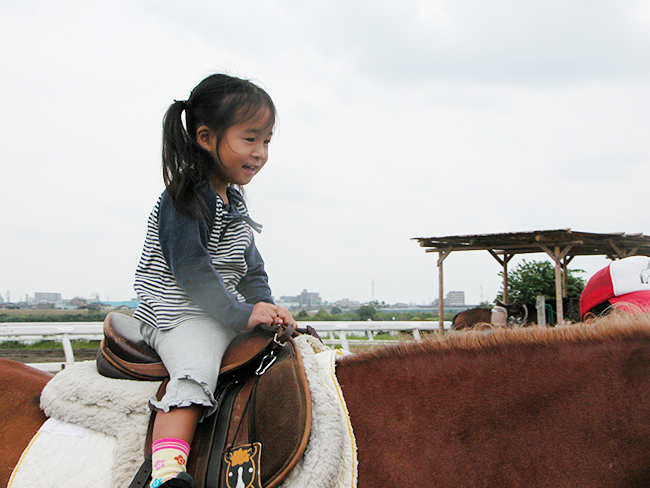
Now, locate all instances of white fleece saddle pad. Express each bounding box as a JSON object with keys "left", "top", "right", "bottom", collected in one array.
[
  {"left": 10, "top": 336, "right": 357, "bottom": 488},
  {"left": 8, "top": 418, "right": 116, "bottom": 488}
]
